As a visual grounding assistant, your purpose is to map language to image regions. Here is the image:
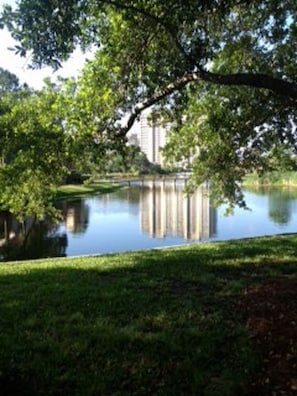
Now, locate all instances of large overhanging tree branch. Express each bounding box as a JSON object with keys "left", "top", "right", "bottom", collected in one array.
[
  {"left": 2, "top": 0, "right": 297, "bottom": 104},
  {"left": 198, "top": 70, "right": 297, "bottom": 100},
  {"left": 118, "top": 70, "right": 297, "bottom": 137}
]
